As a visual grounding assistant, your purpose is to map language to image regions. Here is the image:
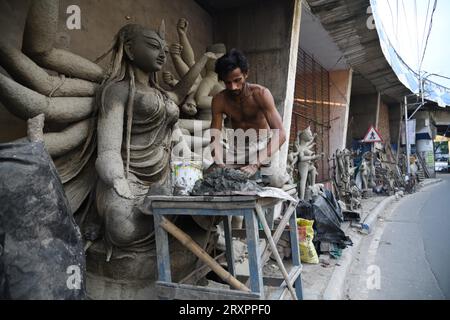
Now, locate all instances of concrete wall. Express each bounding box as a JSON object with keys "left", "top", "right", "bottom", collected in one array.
[
  {"left": 212, "top": 0, "right": 301, "bottom": 170},
  {"left": 347, "top": 93, "right": 378, "bottom": 146},
  {"left": 329, "top": 69, "right": 352, "bottom": 152},
  {"left": 0, "top": 0, "right": 213, "bottom": 142},
  {"left": 432, "top": 110, "right": 450, "bottom": 126}
]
